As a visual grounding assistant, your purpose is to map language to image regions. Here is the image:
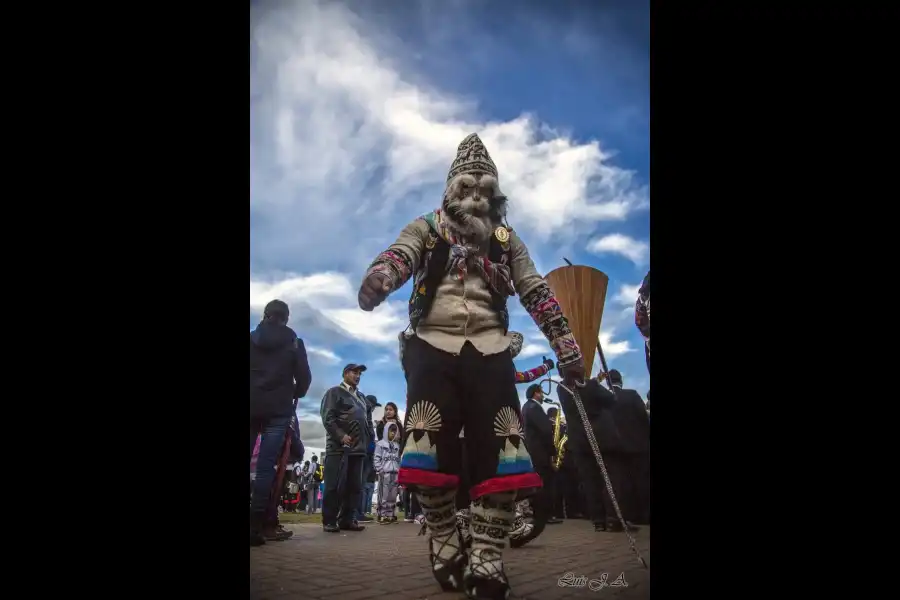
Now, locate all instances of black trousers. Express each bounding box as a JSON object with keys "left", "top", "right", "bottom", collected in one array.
[
  {"left": 529, "top": 461, "right": 556, "bottom": 522},
  {"left": 403, "top": 488, "right": 422, "bottom": 516},
  {"left": 573, "top": 448, "right": 628, "bottom": 524},
  {"left": 322, "top": 453, "right": 363, "bottom": 526},
  {"left": 621, "top": 454, "right": 651, "bottom": 523},
  {"left": 400, "top": 337, "right": 539, "bottom": 498},
  {"left": 456, "top": 441, "right": 470, "bottom": 510},
  {"left": 558, "top": 465, "right": 583, "bottom": 517}
]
